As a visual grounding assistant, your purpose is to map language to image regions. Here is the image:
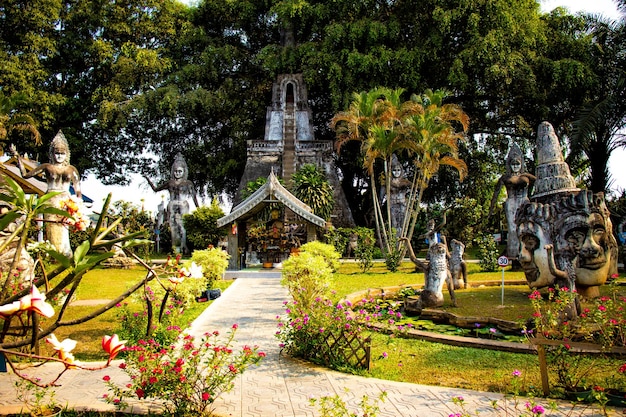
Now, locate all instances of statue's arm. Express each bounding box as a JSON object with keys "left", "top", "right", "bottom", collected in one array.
[
  {"left": 144, "top": 176, "right": 167, "bottom": 193},
  {"left": 71, "top": 167, "right": 82, "bottom": 198},
  {"left": 544, "top": 244, "right": 568, "bottom": 280},
  {"left": 488, "top": 177, "right": 504, "bottom": 217},
  {"left": 399, "top": 237, "right": 428, "bottom": 272}
]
